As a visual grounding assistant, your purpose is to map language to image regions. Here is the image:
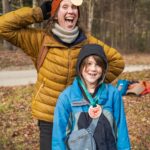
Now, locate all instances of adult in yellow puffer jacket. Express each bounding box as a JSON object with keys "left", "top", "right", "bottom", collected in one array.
[{"left": 0, "top": 0, "right": 125, "bottom": 149}]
